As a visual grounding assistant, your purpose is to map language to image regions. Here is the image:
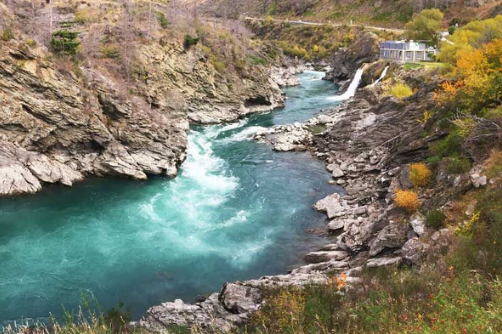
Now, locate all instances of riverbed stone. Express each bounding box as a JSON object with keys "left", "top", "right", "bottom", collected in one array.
[
  {"left": 305, "top": 251, "right": 350, "bottom": 263},
  {"left": 313, "top": 193, "right": 350, "bottom": 219},
  {"left": 219, "top": 283, "right": 262, "bottom": 314}
]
